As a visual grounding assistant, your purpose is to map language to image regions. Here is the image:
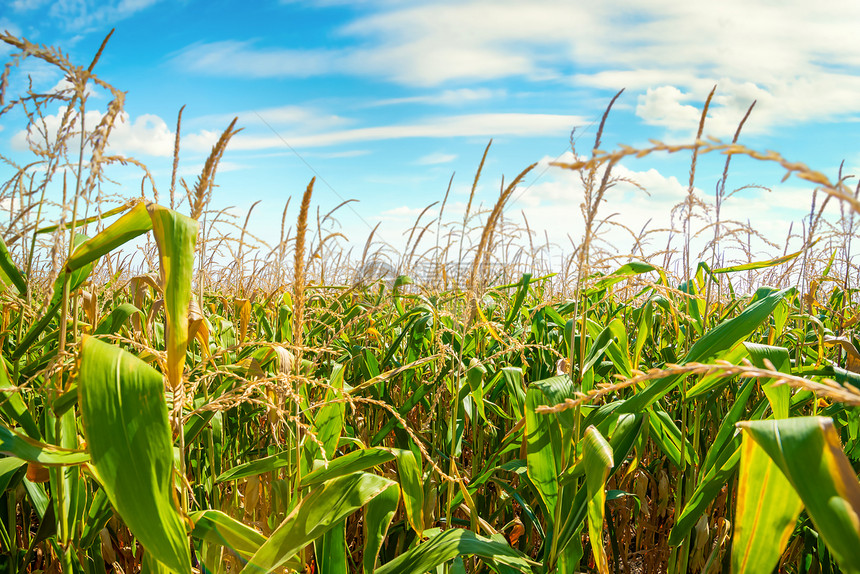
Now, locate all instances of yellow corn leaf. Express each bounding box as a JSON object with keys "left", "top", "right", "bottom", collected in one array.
[{"left": 147, "top": 205, "right": 198, "bottom": 391}]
